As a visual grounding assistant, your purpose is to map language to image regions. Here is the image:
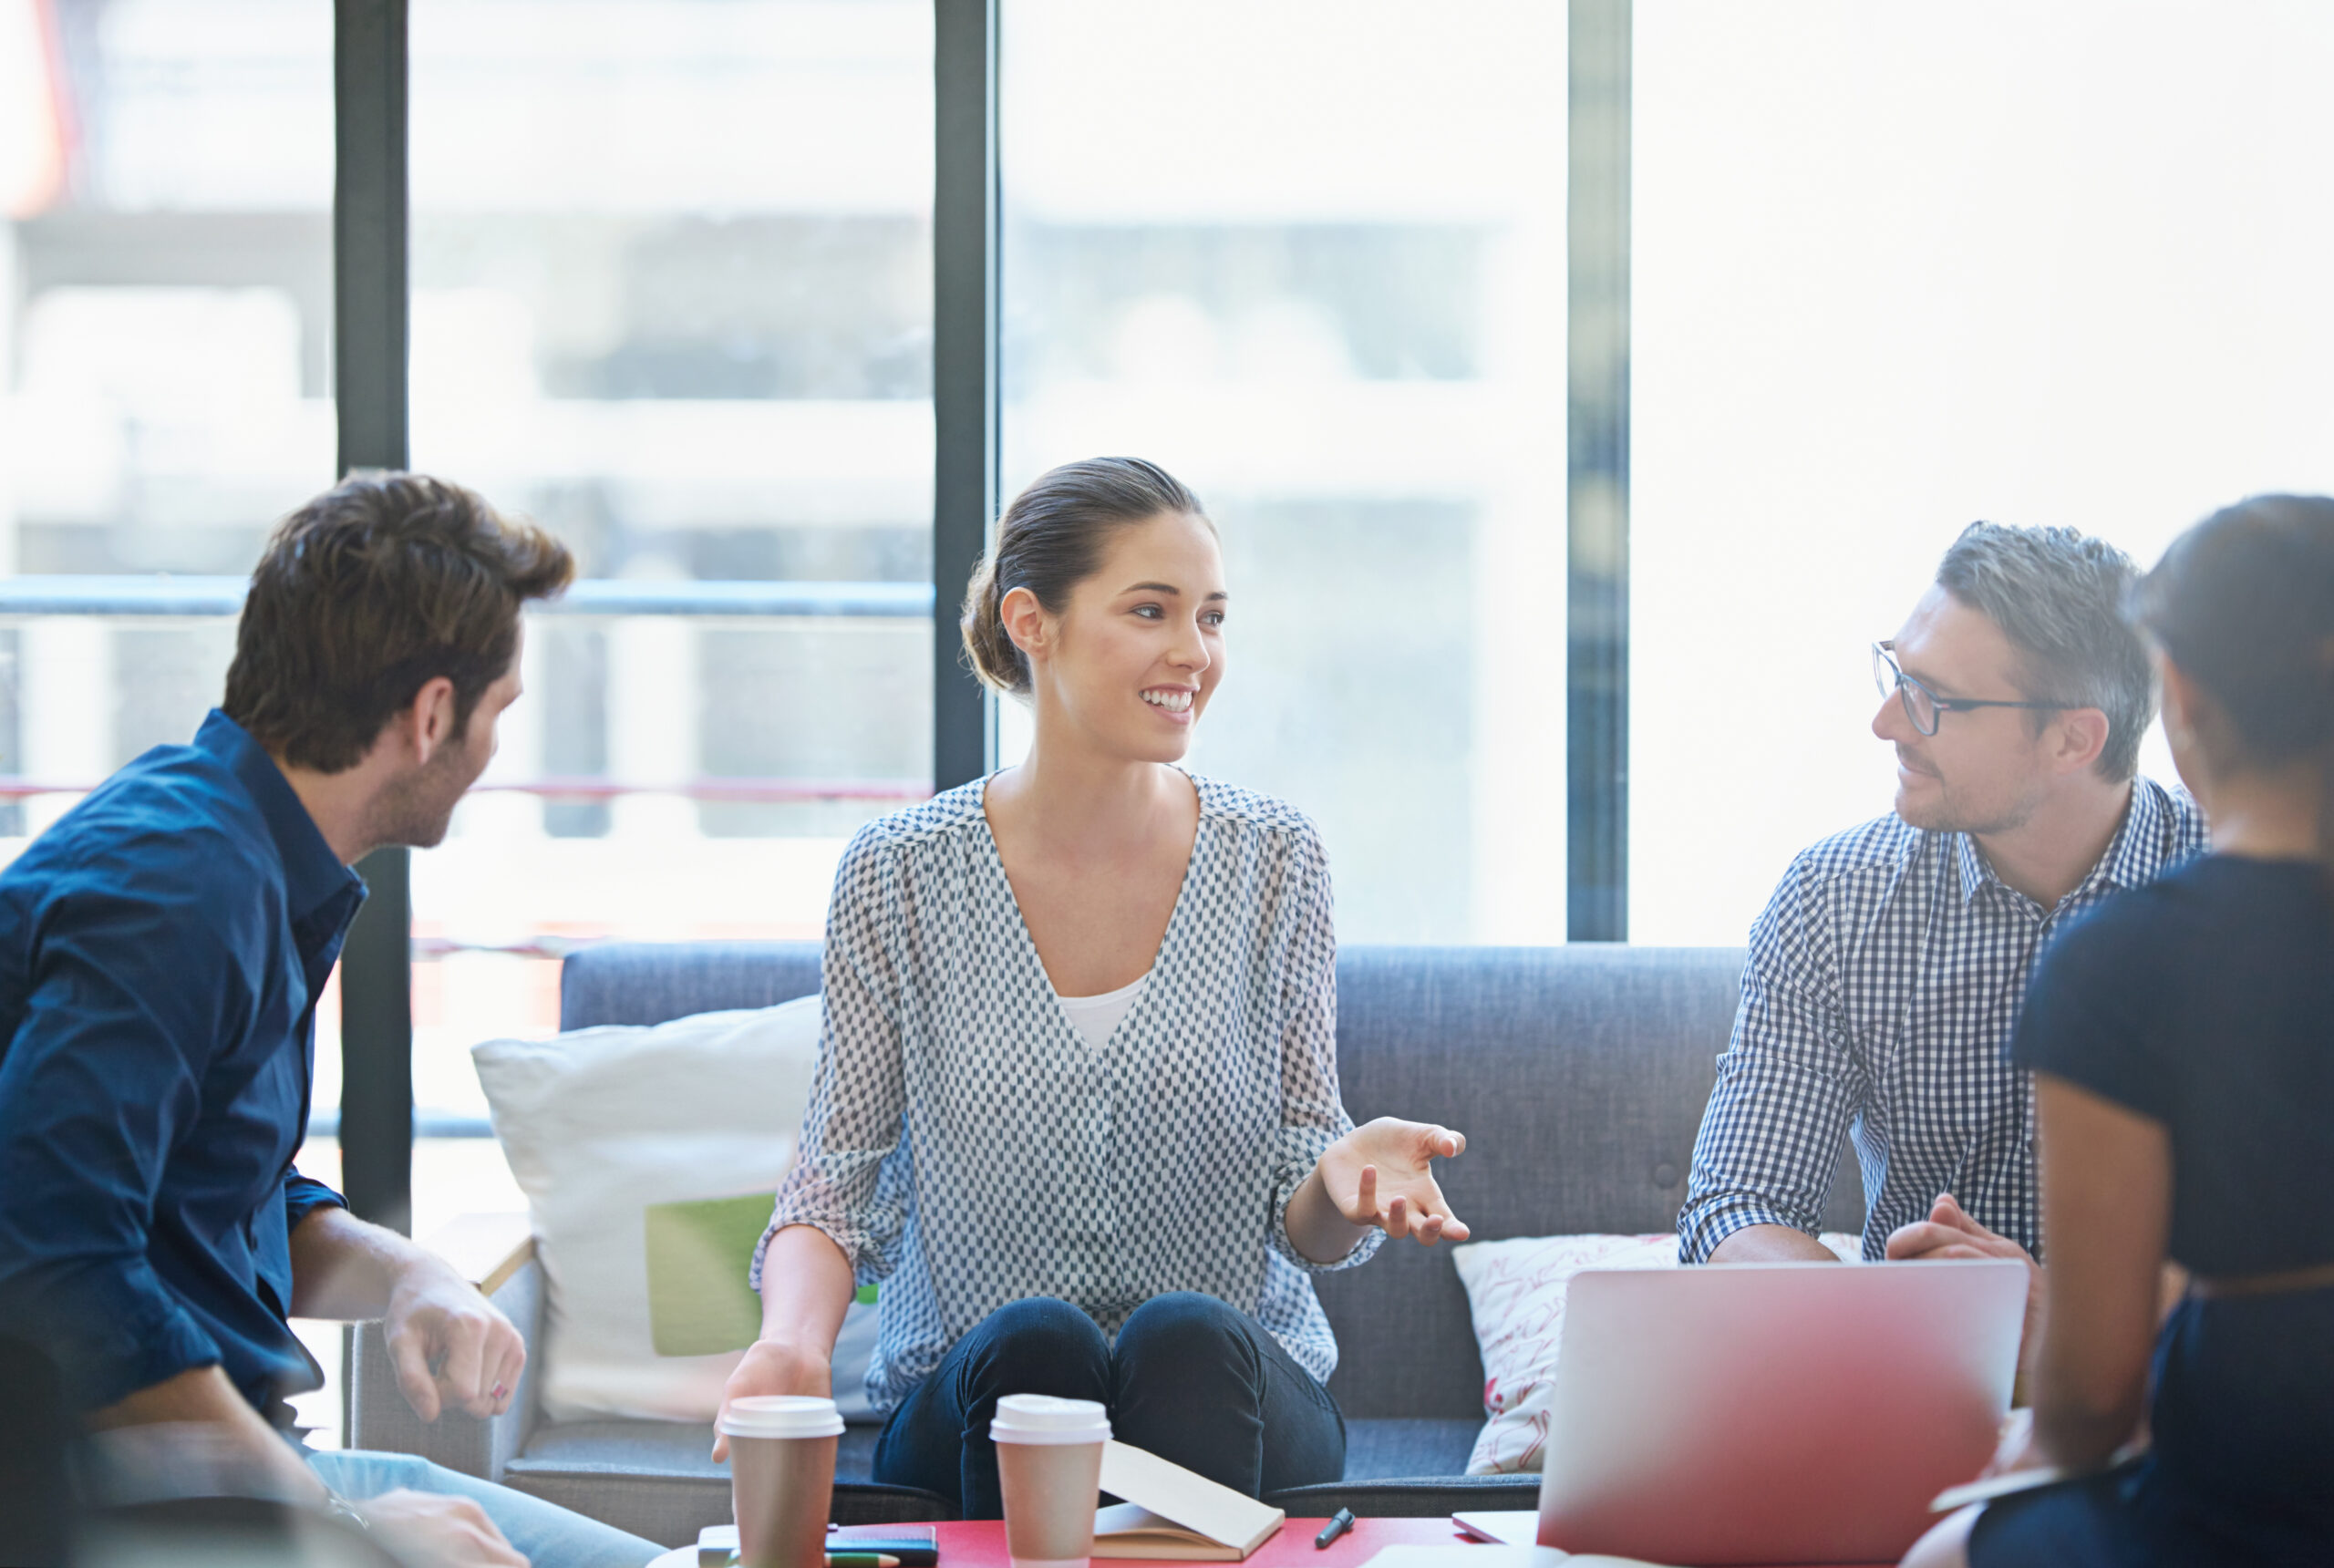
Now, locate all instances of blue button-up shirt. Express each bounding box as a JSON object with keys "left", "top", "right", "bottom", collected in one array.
[{"left": 0, "top": 710, "right": 364, "bottom": 1418}]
